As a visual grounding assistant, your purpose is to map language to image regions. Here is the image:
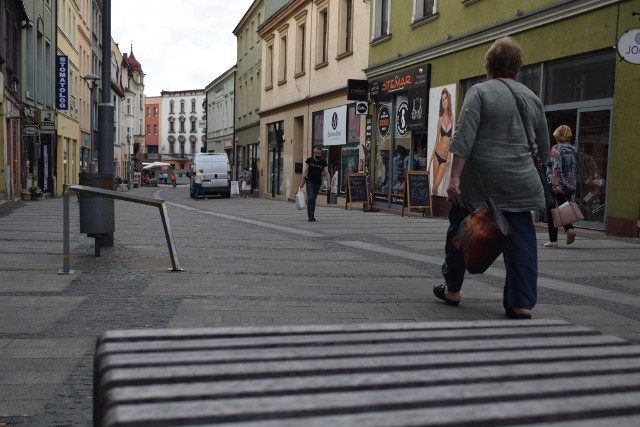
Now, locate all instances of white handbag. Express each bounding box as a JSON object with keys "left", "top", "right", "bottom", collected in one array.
[{"left": 295, "top": 187, "right": 306, "bottom": 210}]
